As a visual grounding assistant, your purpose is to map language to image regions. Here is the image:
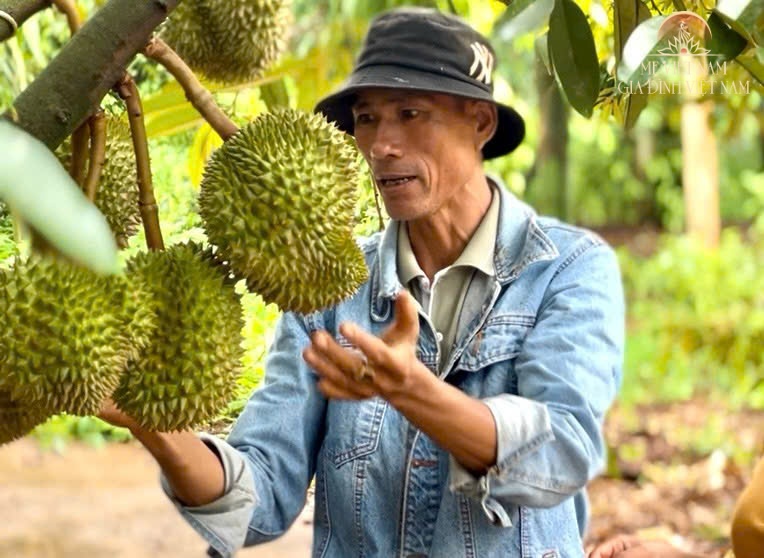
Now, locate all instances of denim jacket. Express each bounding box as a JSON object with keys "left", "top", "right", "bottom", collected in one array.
[{"left": 163, "top": 186, "right": 625, "bottom": 558}]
